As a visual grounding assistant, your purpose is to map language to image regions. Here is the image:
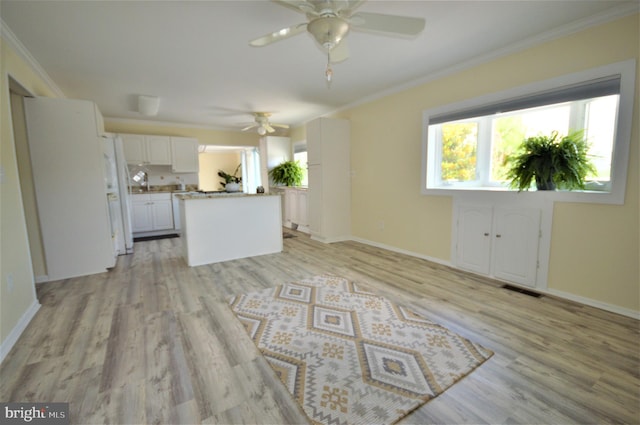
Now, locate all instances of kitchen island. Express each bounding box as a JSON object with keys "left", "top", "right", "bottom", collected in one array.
[{"left": 177, "top": 193, "right": 282, "bottom": 266}]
